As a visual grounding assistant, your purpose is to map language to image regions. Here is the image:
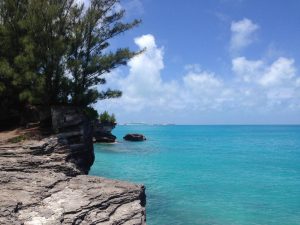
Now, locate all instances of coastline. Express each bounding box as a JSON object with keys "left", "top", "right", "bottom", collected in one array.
[{"left": 0, "top": 109, "right": 146, "bottom": 225}]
